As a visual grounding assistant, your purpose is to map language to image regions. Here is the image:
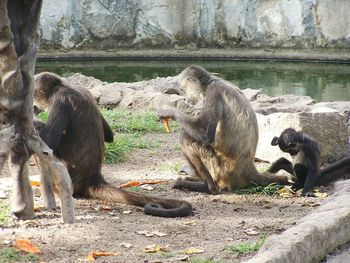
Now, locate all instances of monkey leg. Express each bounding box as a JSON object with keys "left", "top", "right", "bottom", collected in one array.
[
  {"left": 34, "top": 155, "right": 57, "bottom": 209},
  {"left": 268, "top": 157, "right": 294, "bottom": 175},
  {"left": 175, "top": 134, "right": 219, "bottom": 194},
  {"left": 9, "top": 145, "right": 34, "bottom": 220}
]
